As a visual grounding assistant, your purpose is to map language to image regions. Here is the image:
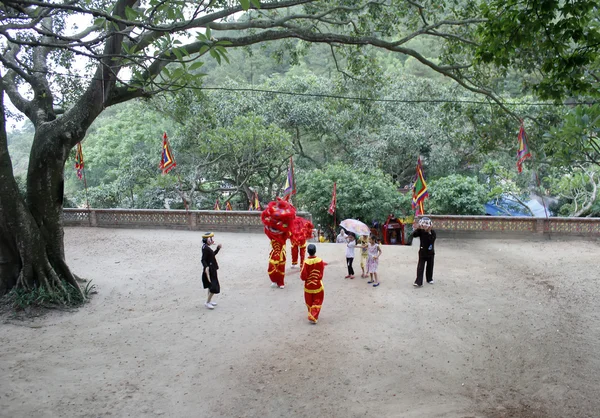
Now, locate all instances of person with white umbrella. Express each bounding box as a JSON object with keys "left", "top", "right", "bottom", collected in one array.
[{"left": 344, "top": 233, "right": 357, "bottom": 279}]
